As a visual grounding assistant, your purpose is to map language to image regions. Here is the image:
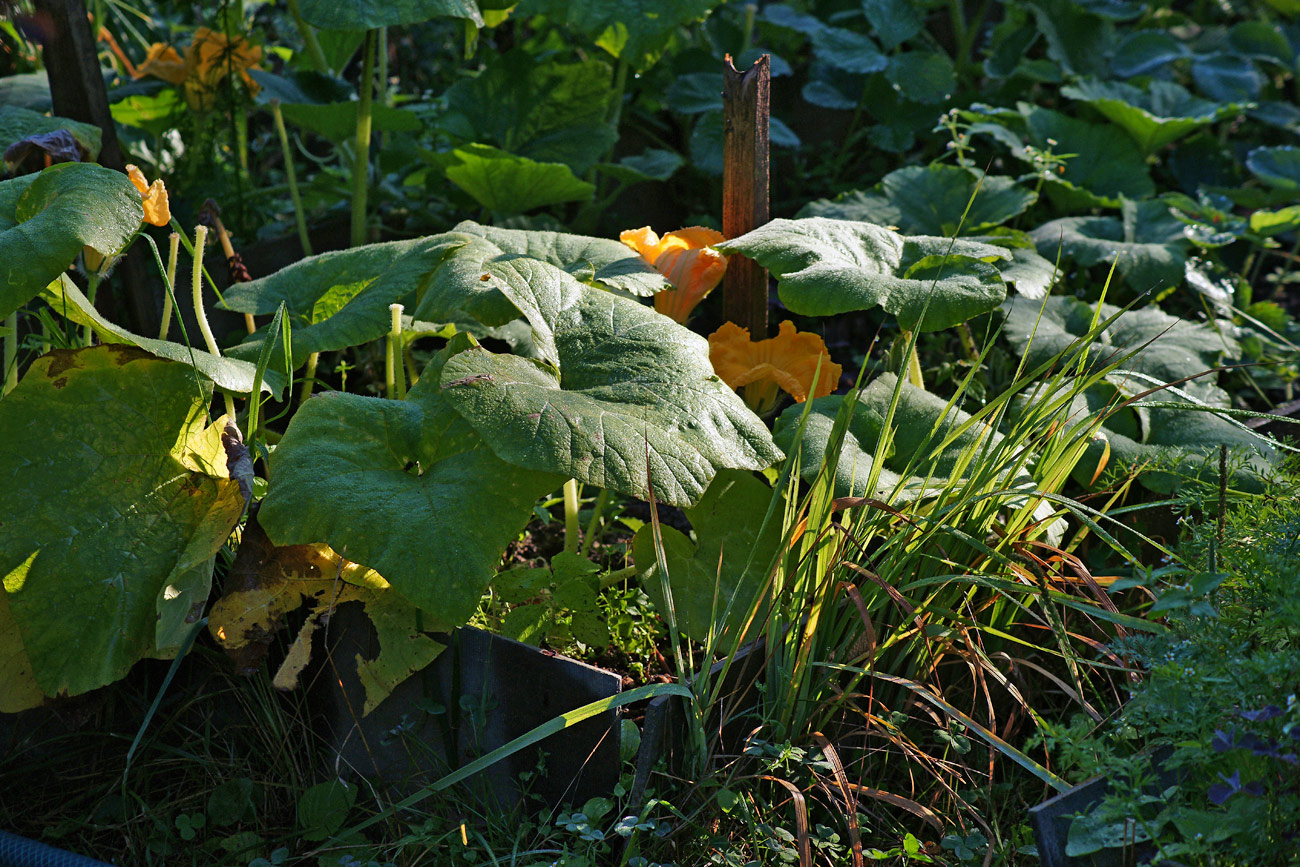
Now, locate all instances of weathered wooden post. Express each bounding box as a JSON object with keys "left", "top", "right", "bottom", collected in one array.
[
  {"left": 722, "top": 53, "right": 771, "bottom": 338},
  {"left": 32, "top": 0, "right": 156, "bottom": 336}
]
